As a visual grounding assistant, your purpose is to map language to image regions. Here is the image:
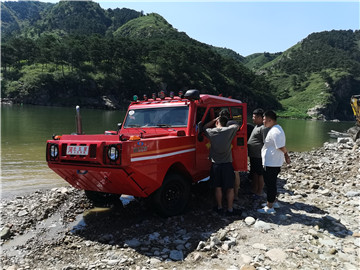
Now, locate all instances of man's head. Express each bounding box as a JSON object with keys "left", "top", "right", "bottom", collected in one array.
[
  {"left": 263, "top": 110, "right": 277, "bottom": 128},
  {"left": 252, "top": 108, "right": 264, "bottom": 125},
  {"left": 216, "top": 116, "right": 228, "bottom": 127},
  {"left": 219, "top": 109, "right": 230, "bottom": 119}
]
